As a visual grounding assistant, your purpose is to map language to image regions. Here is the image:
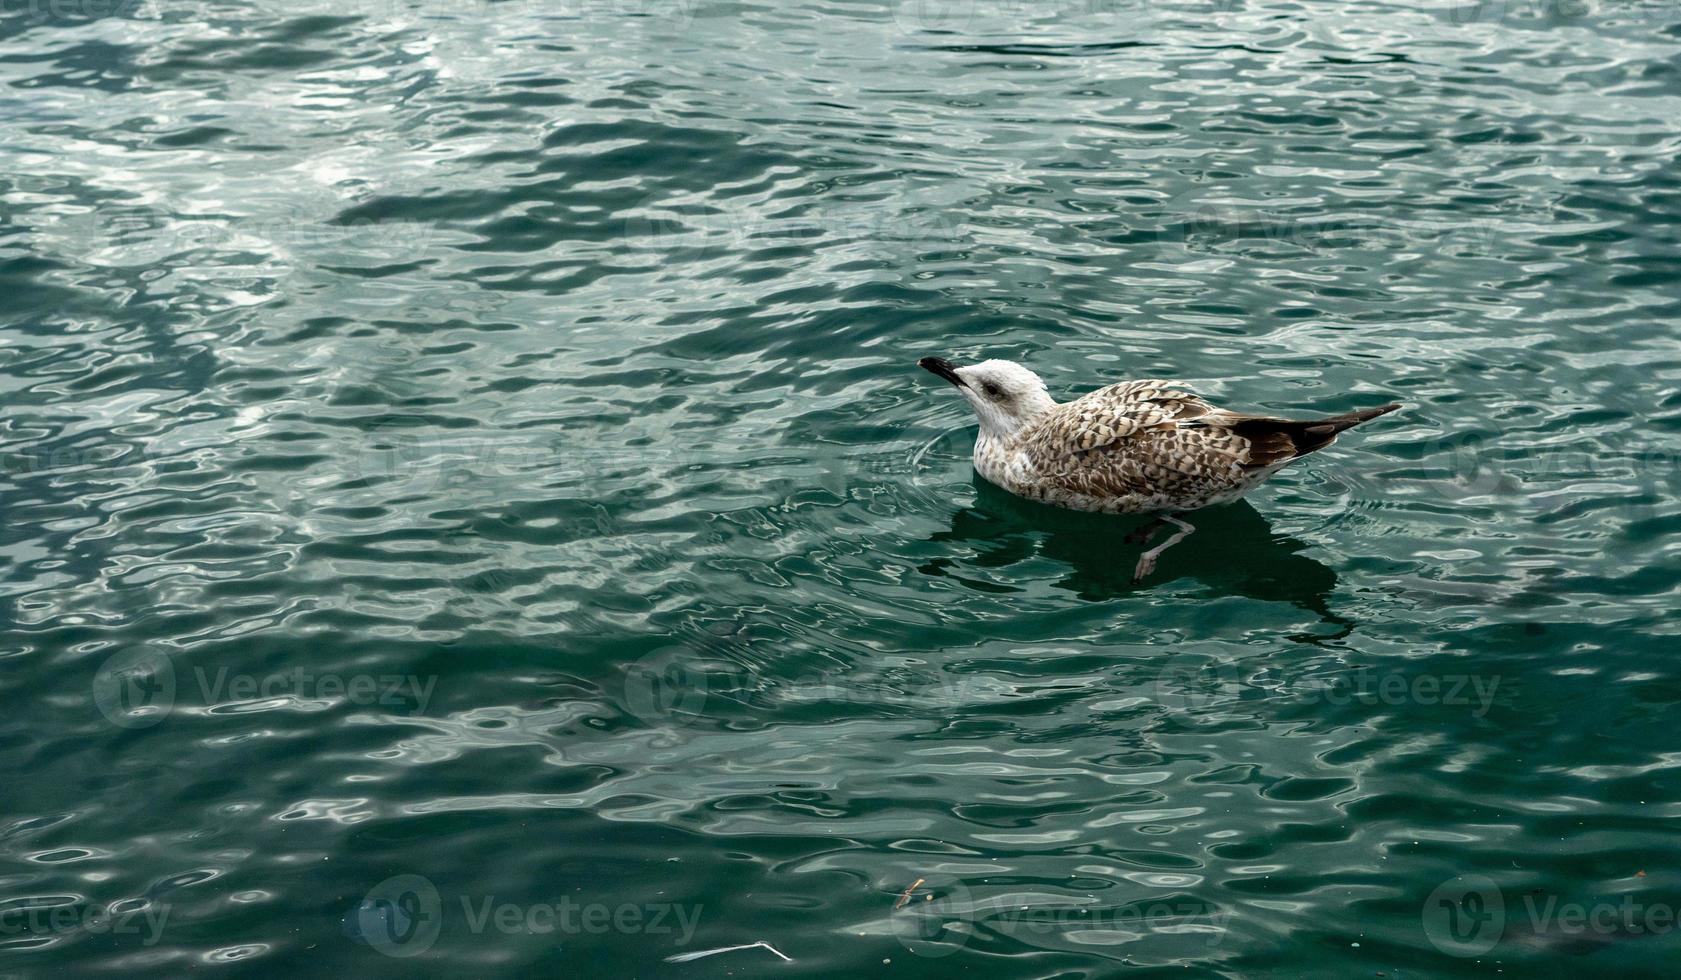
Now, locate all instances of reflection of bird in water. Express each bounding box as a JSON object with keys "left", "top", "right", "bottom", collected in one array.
[
  {"left": 917, "top": 356, "right": 1399, "bottom": 582},
  {"left": 923, "top": 475, "right": 1352, "bottom": 640}
]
